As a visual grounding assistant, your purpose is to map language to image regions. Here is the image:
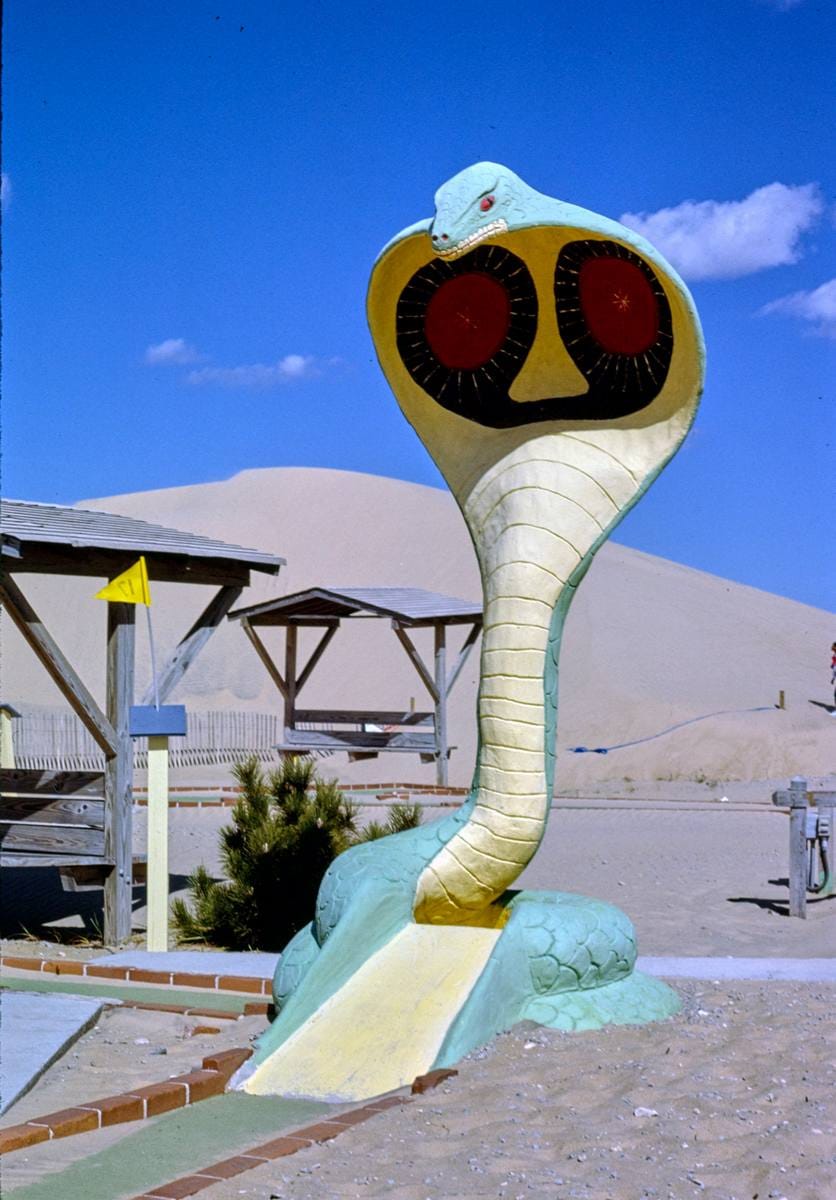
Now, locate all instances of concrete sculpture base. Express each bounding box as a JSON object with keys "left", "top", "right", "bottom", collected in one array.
[{"left": 237, "top": 163, "right": 704, "bottom": 1100}]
